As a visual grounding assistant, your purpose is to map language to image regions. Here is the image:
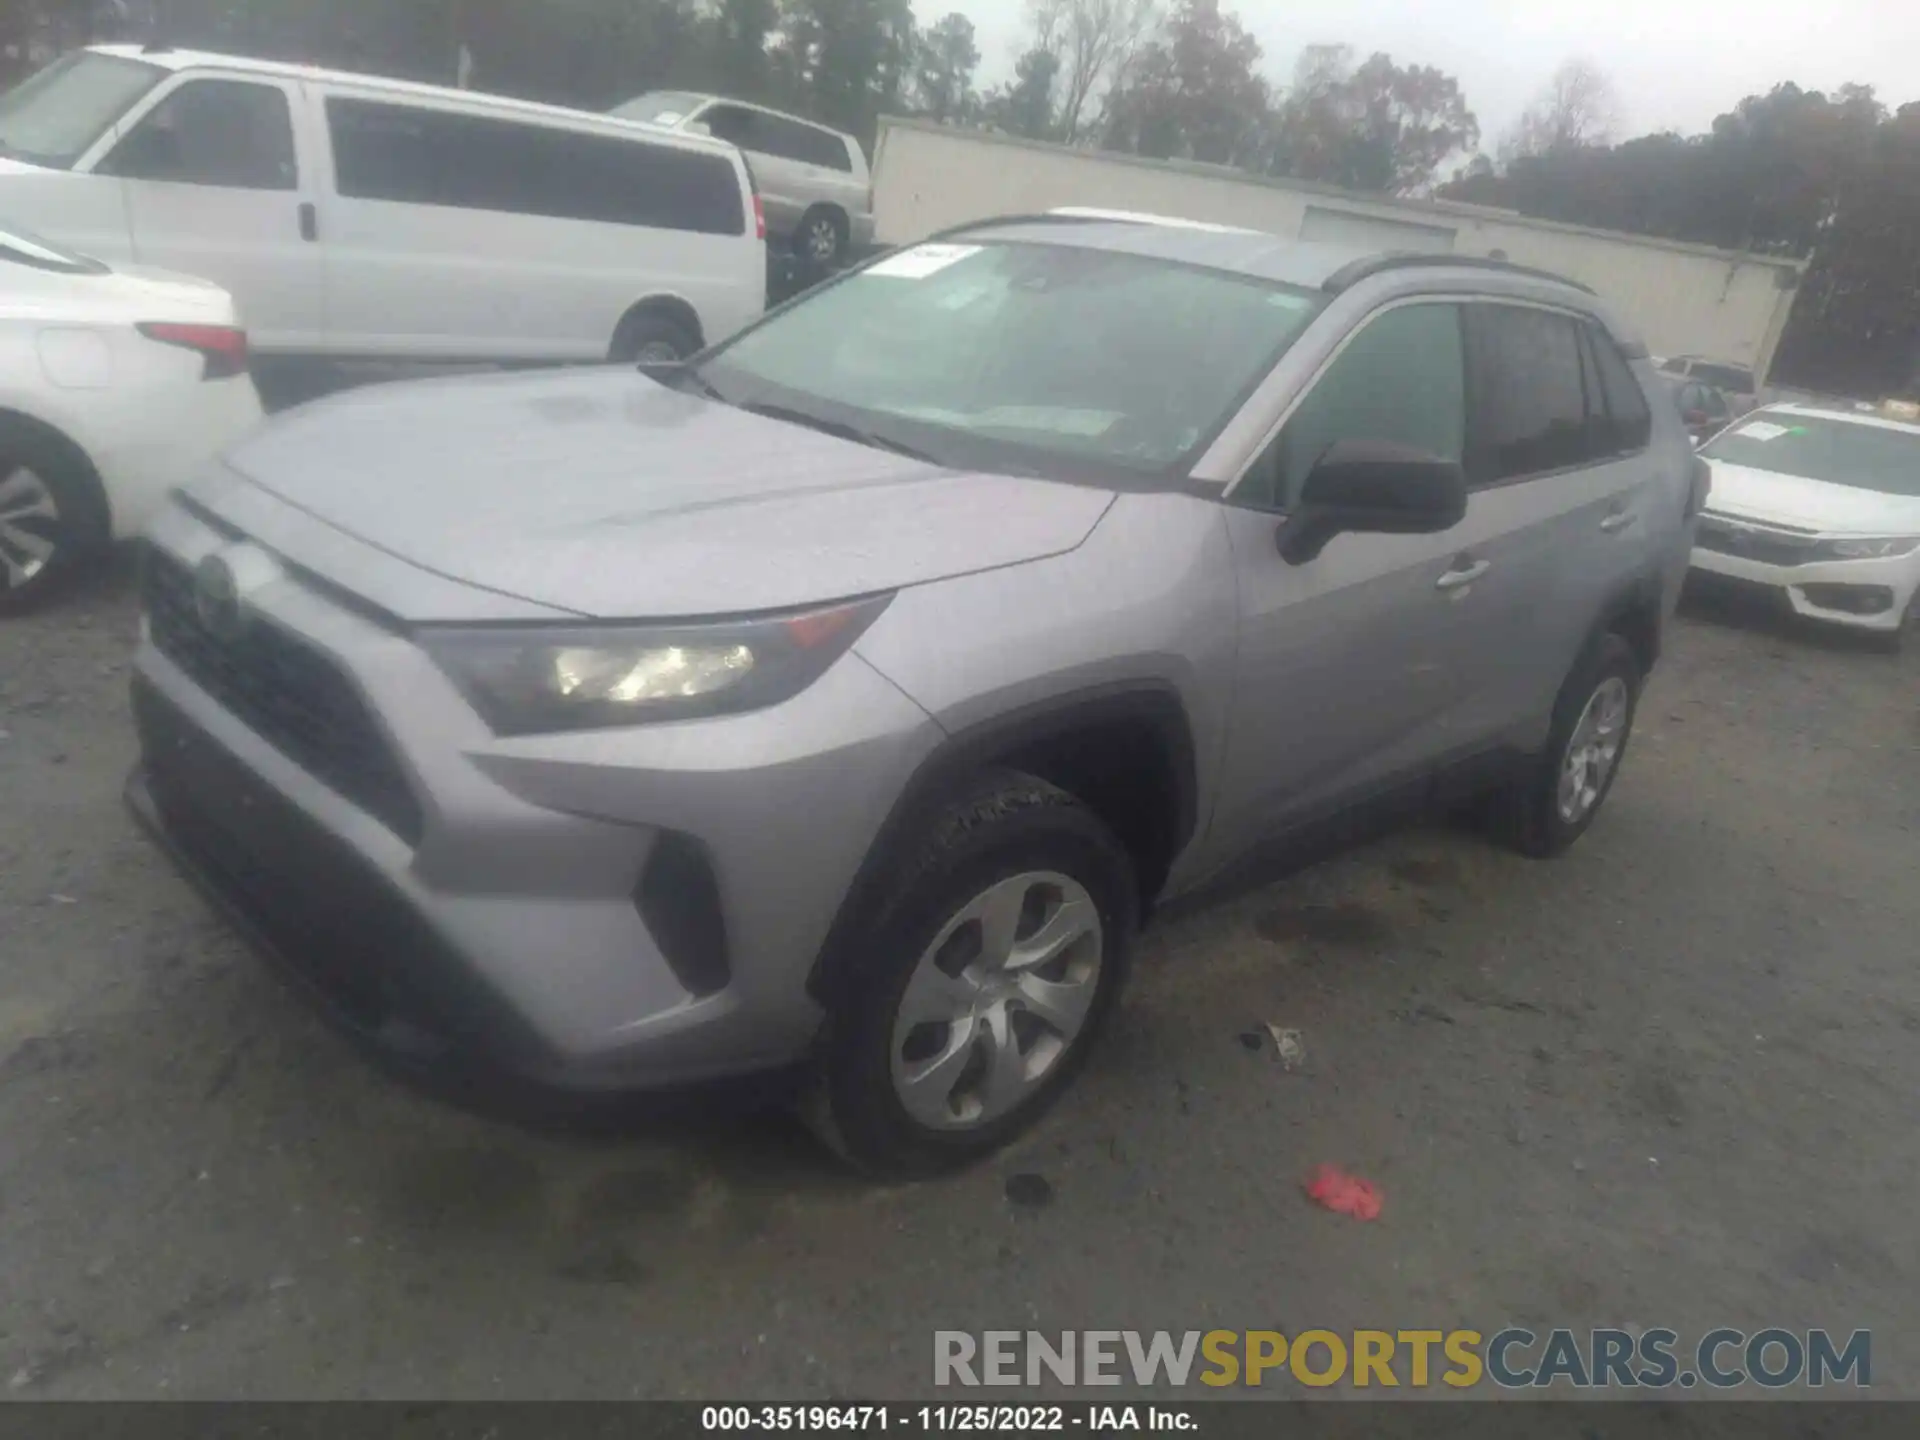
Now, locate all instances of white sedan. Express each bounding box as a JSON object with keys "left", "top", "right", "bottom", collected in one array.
[
  {"left": 1690, "top": 403, "right": 1920, "bottom": 649},
  {"left": 1, "top": 224, "right": 263, "bottom": 612}
]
